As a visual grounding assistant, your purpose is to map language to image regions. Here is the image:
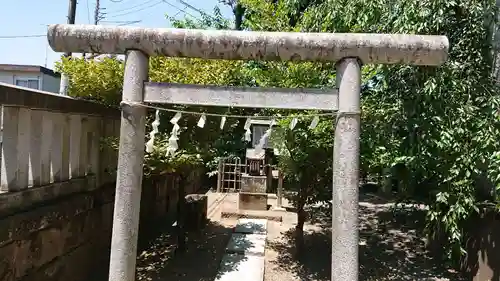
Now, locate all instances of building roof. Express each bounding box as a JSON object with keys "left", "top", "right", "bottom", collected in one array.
[{"left": 0, "top": 64, "right": 61, "bottom": 78}]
